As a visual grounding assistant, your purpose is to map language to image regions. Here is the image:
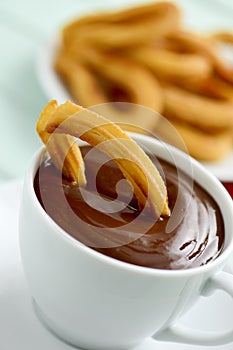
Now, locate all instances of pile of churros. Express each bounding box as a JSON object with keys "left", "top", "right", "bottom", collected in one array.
[{"left": 54, "top": 1, "right": 233, "bottom": 161}]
